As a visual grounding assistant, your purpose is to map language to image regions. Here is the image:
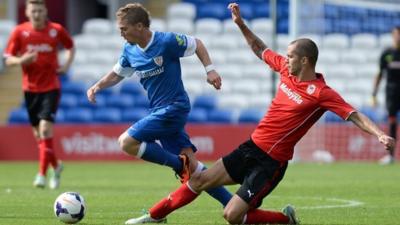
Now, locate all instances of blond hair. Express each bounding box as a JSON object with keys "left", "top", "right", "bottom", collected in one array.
[{"left": 116, "top": 3, "right": 150, "bottom": 28}]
